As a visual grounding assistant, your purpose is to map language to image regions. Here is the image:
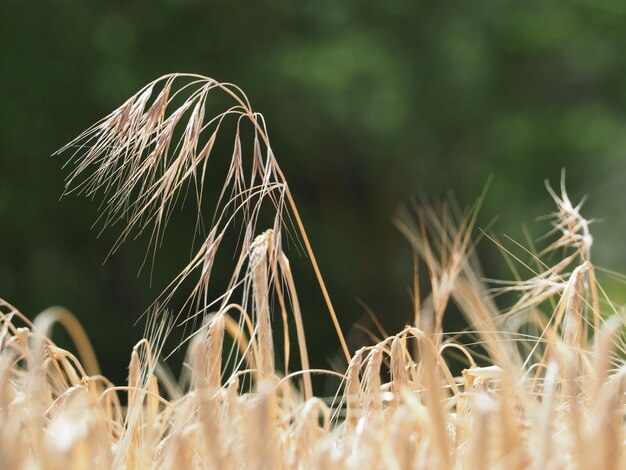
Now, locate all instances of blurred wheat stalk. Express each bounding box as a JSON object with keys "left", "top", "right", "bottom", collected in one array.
[{"left": 0, "top": 74, "right": 624, "bottom": 469}]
